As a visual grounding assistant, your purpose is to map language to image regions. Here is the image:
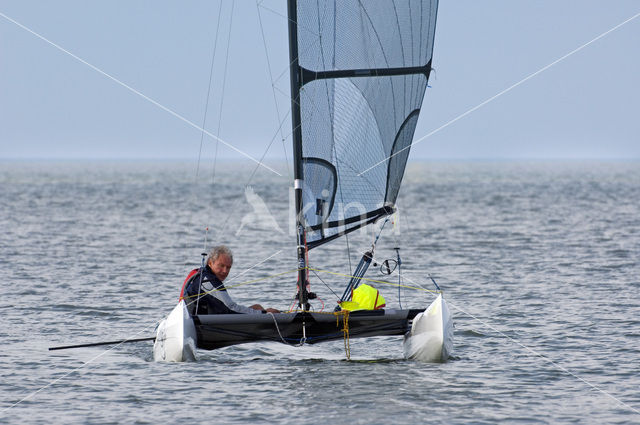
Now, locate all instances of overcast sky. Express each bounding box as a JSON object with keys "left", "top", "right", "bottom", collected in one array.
[{"left": 1, "top": 1, "right": 638, "bottom": 161}]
